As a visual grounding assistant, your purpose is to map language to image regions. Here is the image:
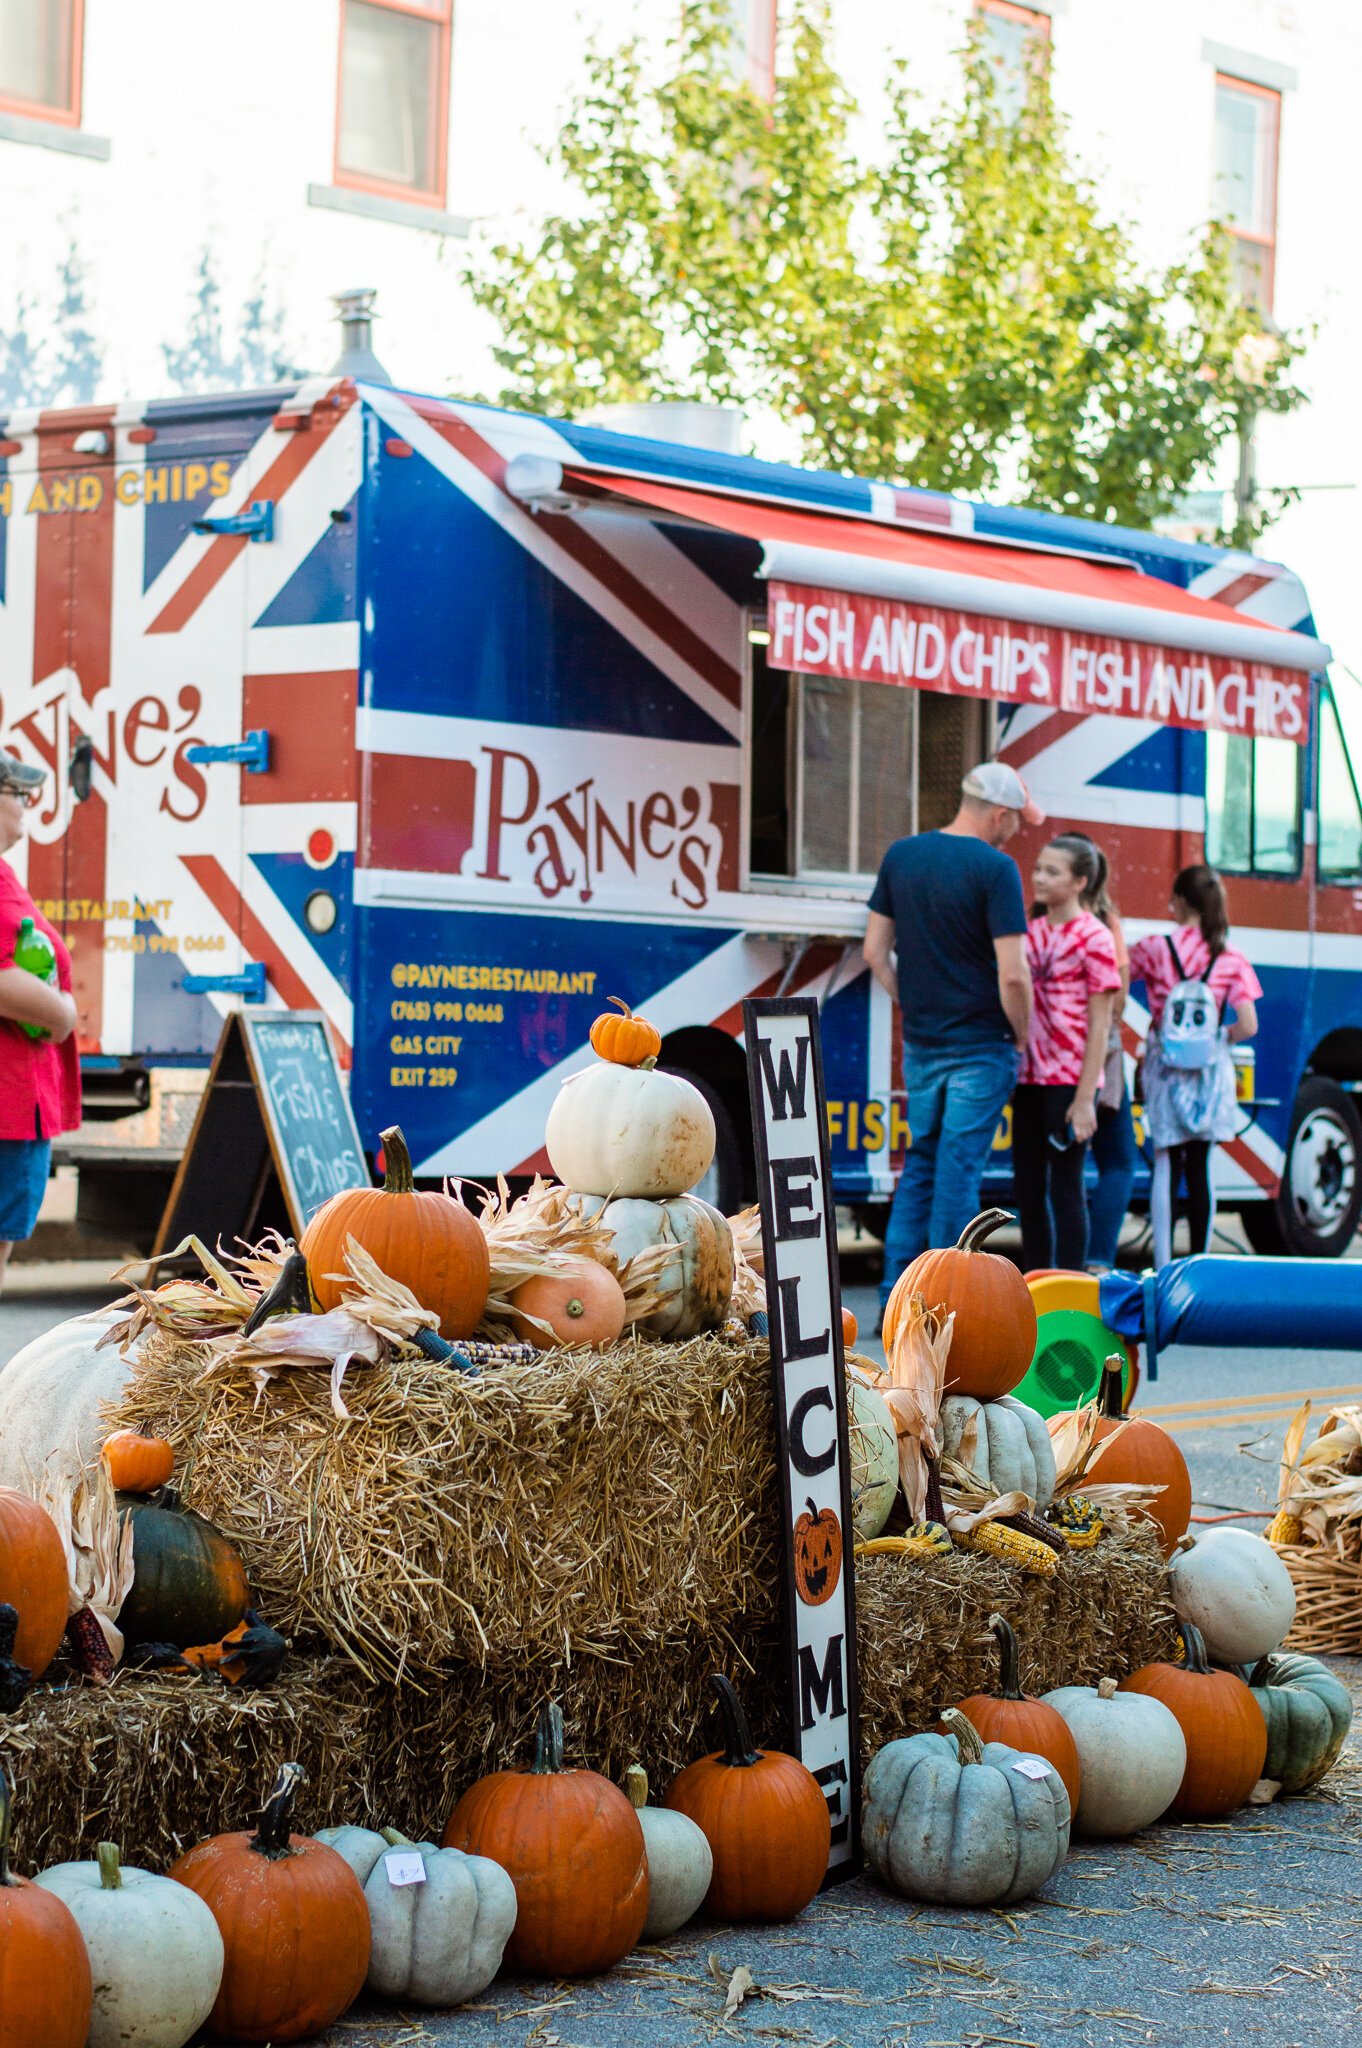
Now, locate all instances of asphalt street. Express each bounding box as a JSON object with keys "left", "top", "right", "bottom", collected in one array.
[{"left": 2, "top": 1270, "right": 1359, "bottom": 2047}]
